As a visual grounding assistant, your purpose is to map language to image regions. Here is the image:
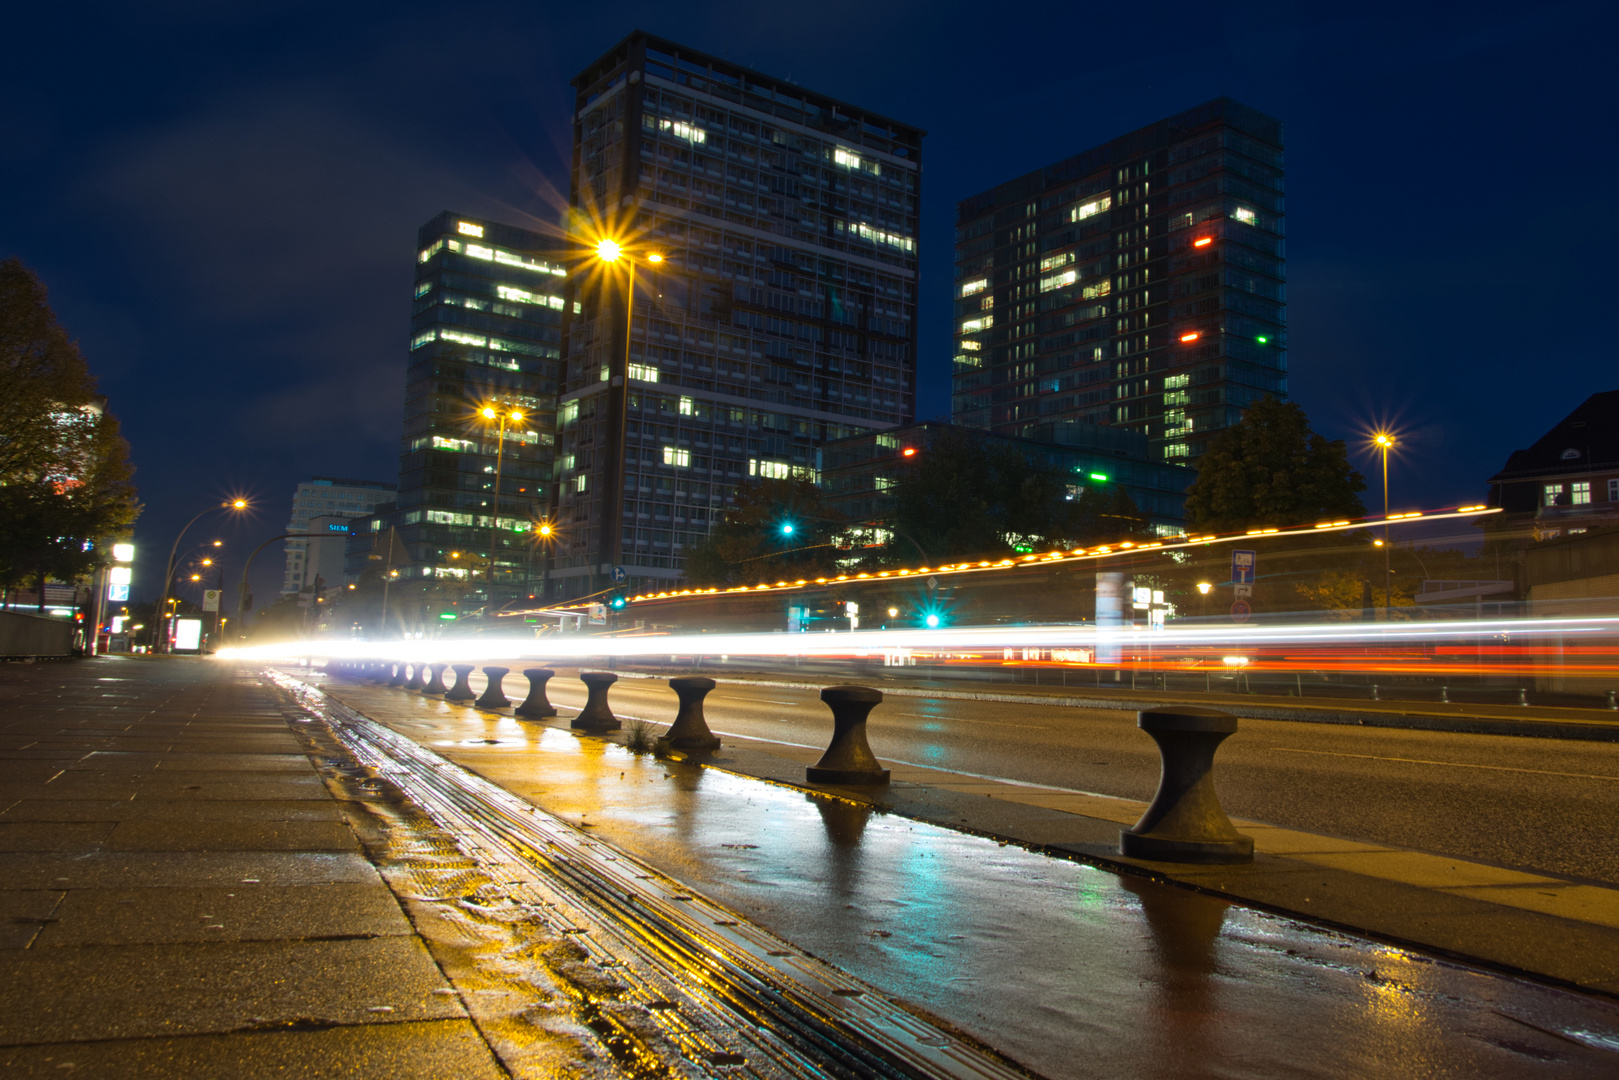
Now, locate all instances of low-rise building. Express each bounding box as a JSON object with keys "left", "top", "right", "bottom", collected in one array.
[
  {"left": 820, "top": 420, "right": 1192, "bottom": 536},
  {"left": 1485, "top": 390, "right": 1619, "bottom": 543}
]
